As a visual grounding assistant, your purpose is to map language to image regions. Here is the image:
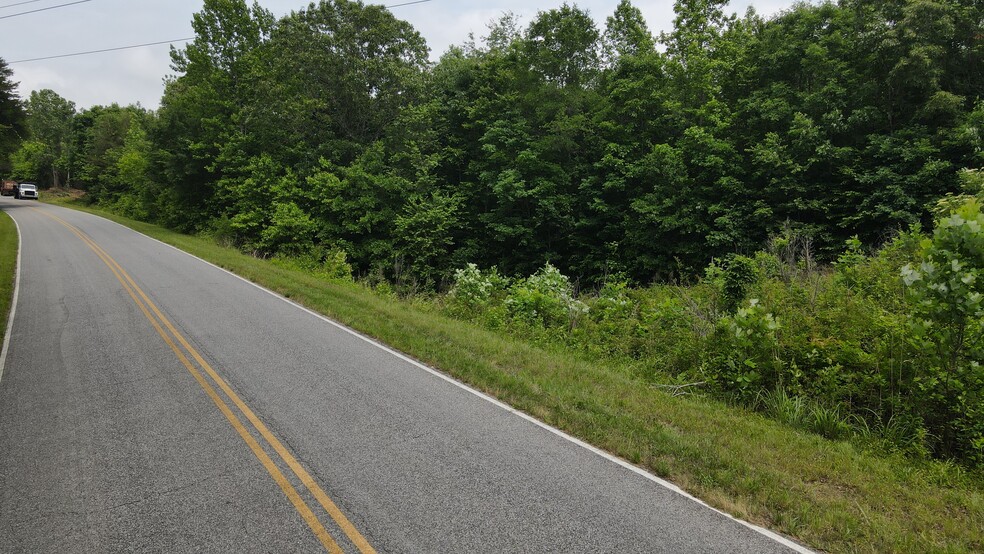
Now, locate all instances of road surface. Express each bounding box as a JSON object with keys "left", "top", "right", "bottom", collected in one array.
[{"left": 0, "top": 199, "right": 806, "bottom": 553}]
